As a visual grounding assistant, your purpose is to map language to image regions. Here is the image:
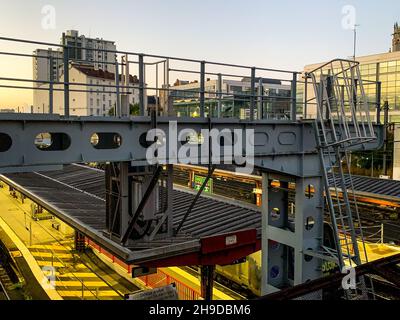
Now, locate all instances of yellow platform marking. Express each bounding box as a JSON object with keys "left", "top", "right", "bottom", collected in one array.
[
  {"left": 29, "top": 244, "right": 72, "bottom": 252},
  {"left": 54, "top": 281, "right": 111, "bottom": 287},
  {"left": 57, "top": 290, "right": 120, "bottom": 298},
  {"left": 31, "top": 251, "right": 74, "bottom": 259},
  {"left": 56, "top": 272, "right": 100, "bottom": 278},
  {"left": 36, "top": 260, "right": 87, "bottom": 269}
]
